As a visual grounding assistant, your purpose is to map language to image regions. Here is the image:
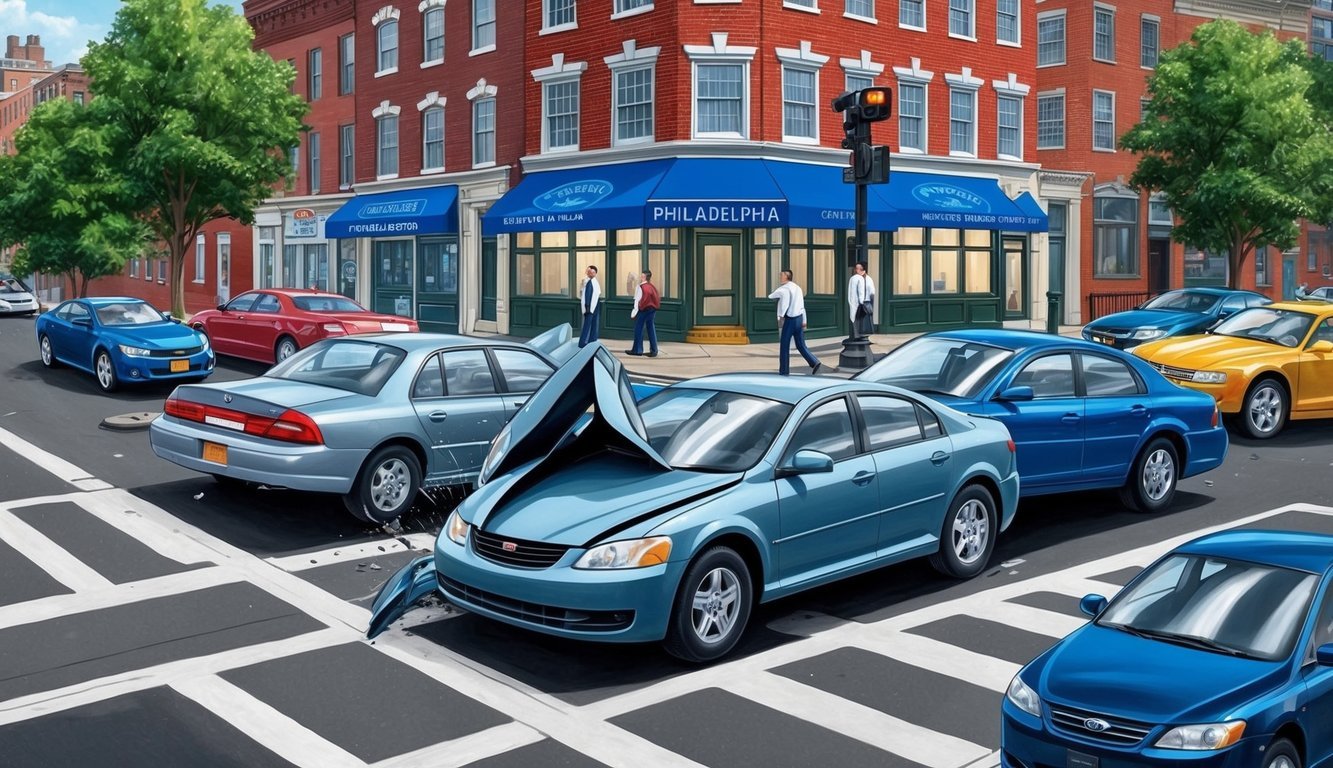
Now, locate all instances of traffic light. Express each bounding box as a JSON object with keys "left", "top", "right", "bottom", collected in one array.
[{"left": 857, "top": 87, "right": 891, "bottom": 121}]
